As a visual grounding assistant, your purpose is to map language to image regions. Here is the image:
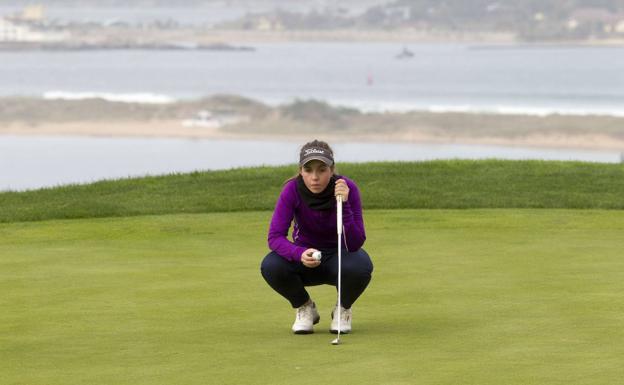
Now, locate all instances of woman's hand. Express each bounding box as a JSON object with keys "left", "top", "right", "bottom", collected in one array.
[
  {"left": 335, "top": 179, "right": 349, "bottom": 202},
  {"left": 301, "top": 248, "right": 321, "bottom": 268}
]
